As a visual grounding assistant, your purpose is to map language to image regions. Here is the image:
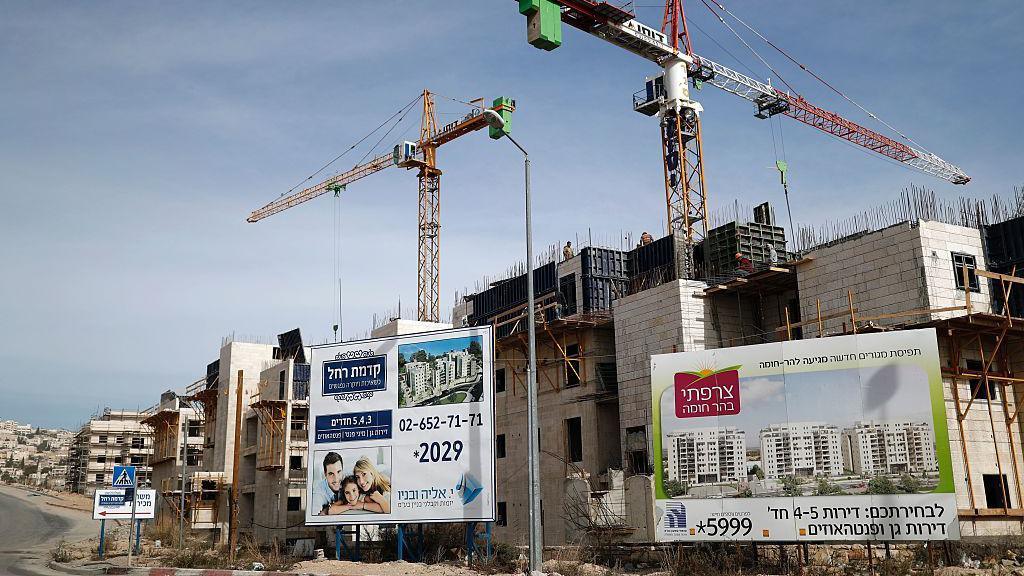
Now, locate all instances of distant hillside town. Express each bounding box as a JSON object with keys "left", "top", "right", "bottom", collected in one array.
[{"left": 0, "top": 419, "right": 73, "bottom": 489}]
